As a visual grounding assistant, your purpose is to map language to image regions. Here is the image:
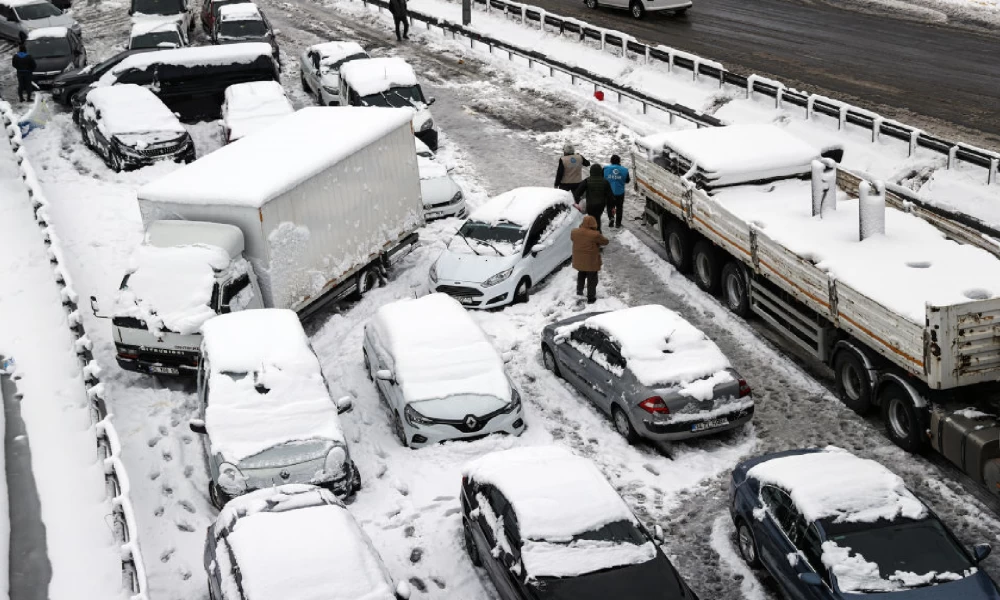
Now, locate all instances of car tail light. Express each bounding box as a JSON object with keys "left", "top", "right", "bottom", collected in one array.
[
  {"left": 738, "top": 379, "right": 752, "bottom": 398},
  {"left": 118, "top": 351, "right": 138, "bottom": 360},
  {"left": 639, "top": 396, "right": 669, "bottom": 414}
]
